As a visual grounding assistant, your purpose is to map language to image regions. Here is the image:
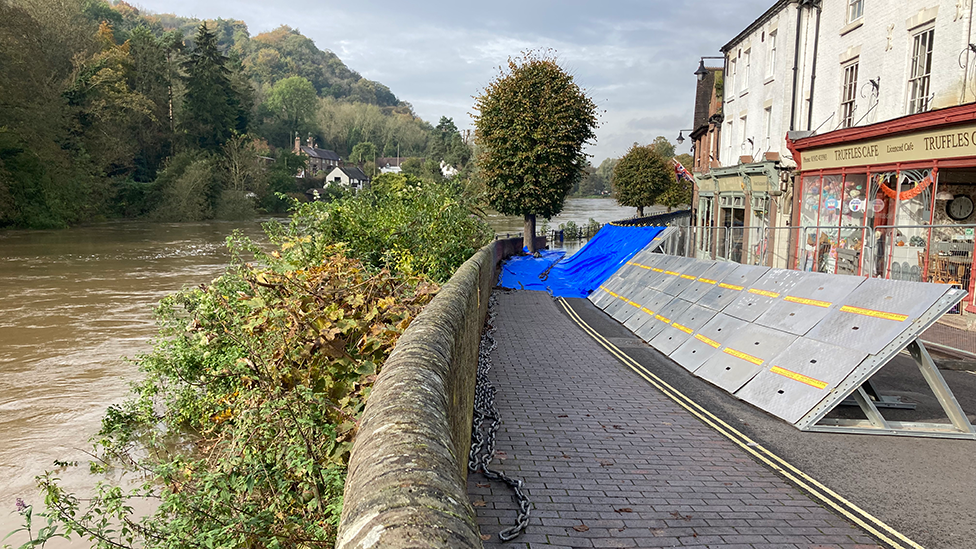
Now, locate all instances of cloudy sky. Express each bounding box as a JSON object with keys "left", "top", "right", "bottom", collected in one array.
[{"left": 132, "top": 0, "right": 772, "bottom": 164}]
